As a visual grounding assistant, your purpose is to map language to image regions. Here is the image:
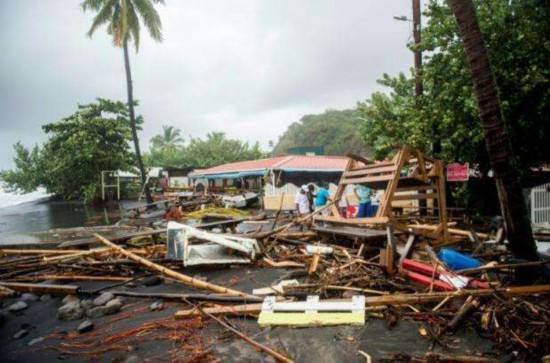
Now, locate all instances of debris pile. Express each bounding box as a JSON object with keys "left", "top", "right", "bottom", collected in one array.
[{"left": 1, "top": 147, "right": 549, "bottom": 362}]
